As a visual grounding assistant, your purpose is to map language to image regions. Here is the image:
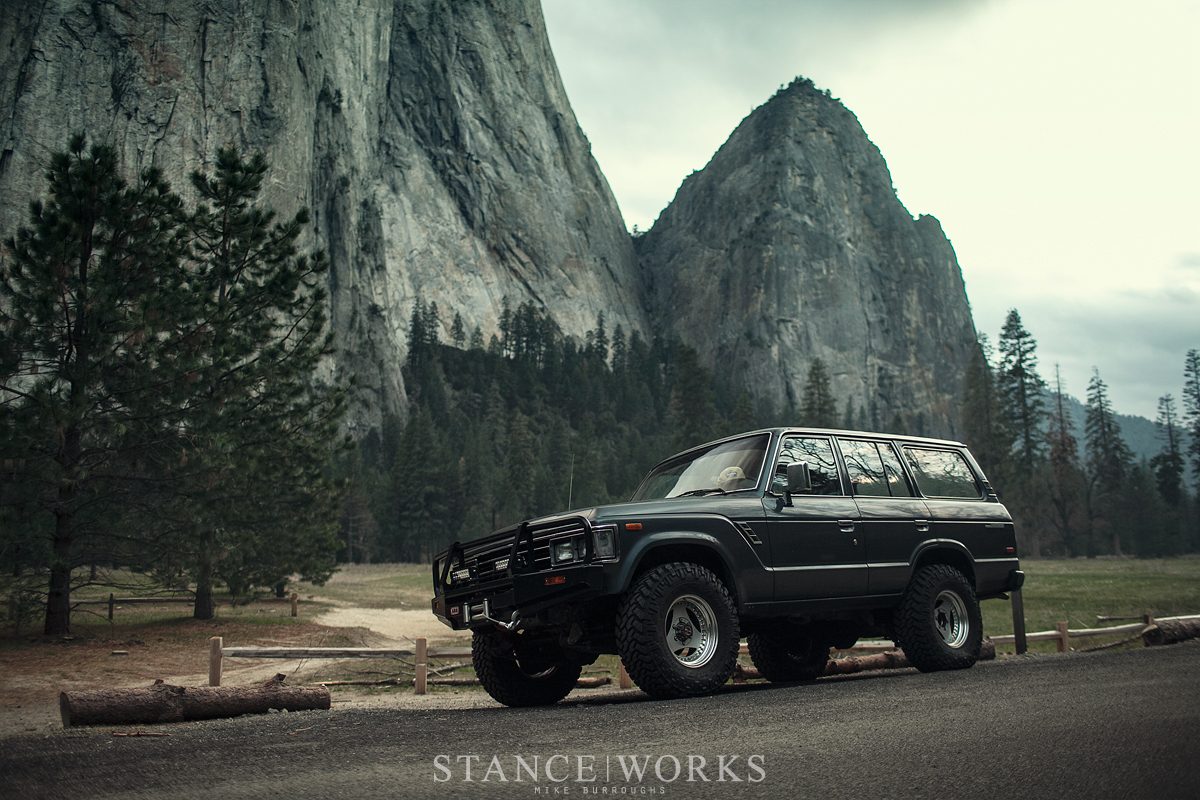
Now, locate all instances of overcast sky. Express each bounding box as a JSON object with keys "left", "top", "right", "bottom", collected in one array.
[{"left": 542, "top": 0, "right": 1199, "bottom": 420}]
